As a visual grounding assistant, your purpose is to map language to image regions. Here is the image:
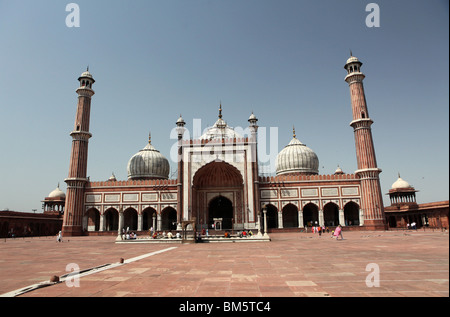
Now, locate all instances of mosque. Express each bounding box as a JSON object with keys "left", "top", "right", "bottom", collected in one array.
[
  {"left": 59, "top": 55, "right": 384, "bottom": 236},
  {"left": 59, "top": 55, "right": 447, "bottom": 237}
]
